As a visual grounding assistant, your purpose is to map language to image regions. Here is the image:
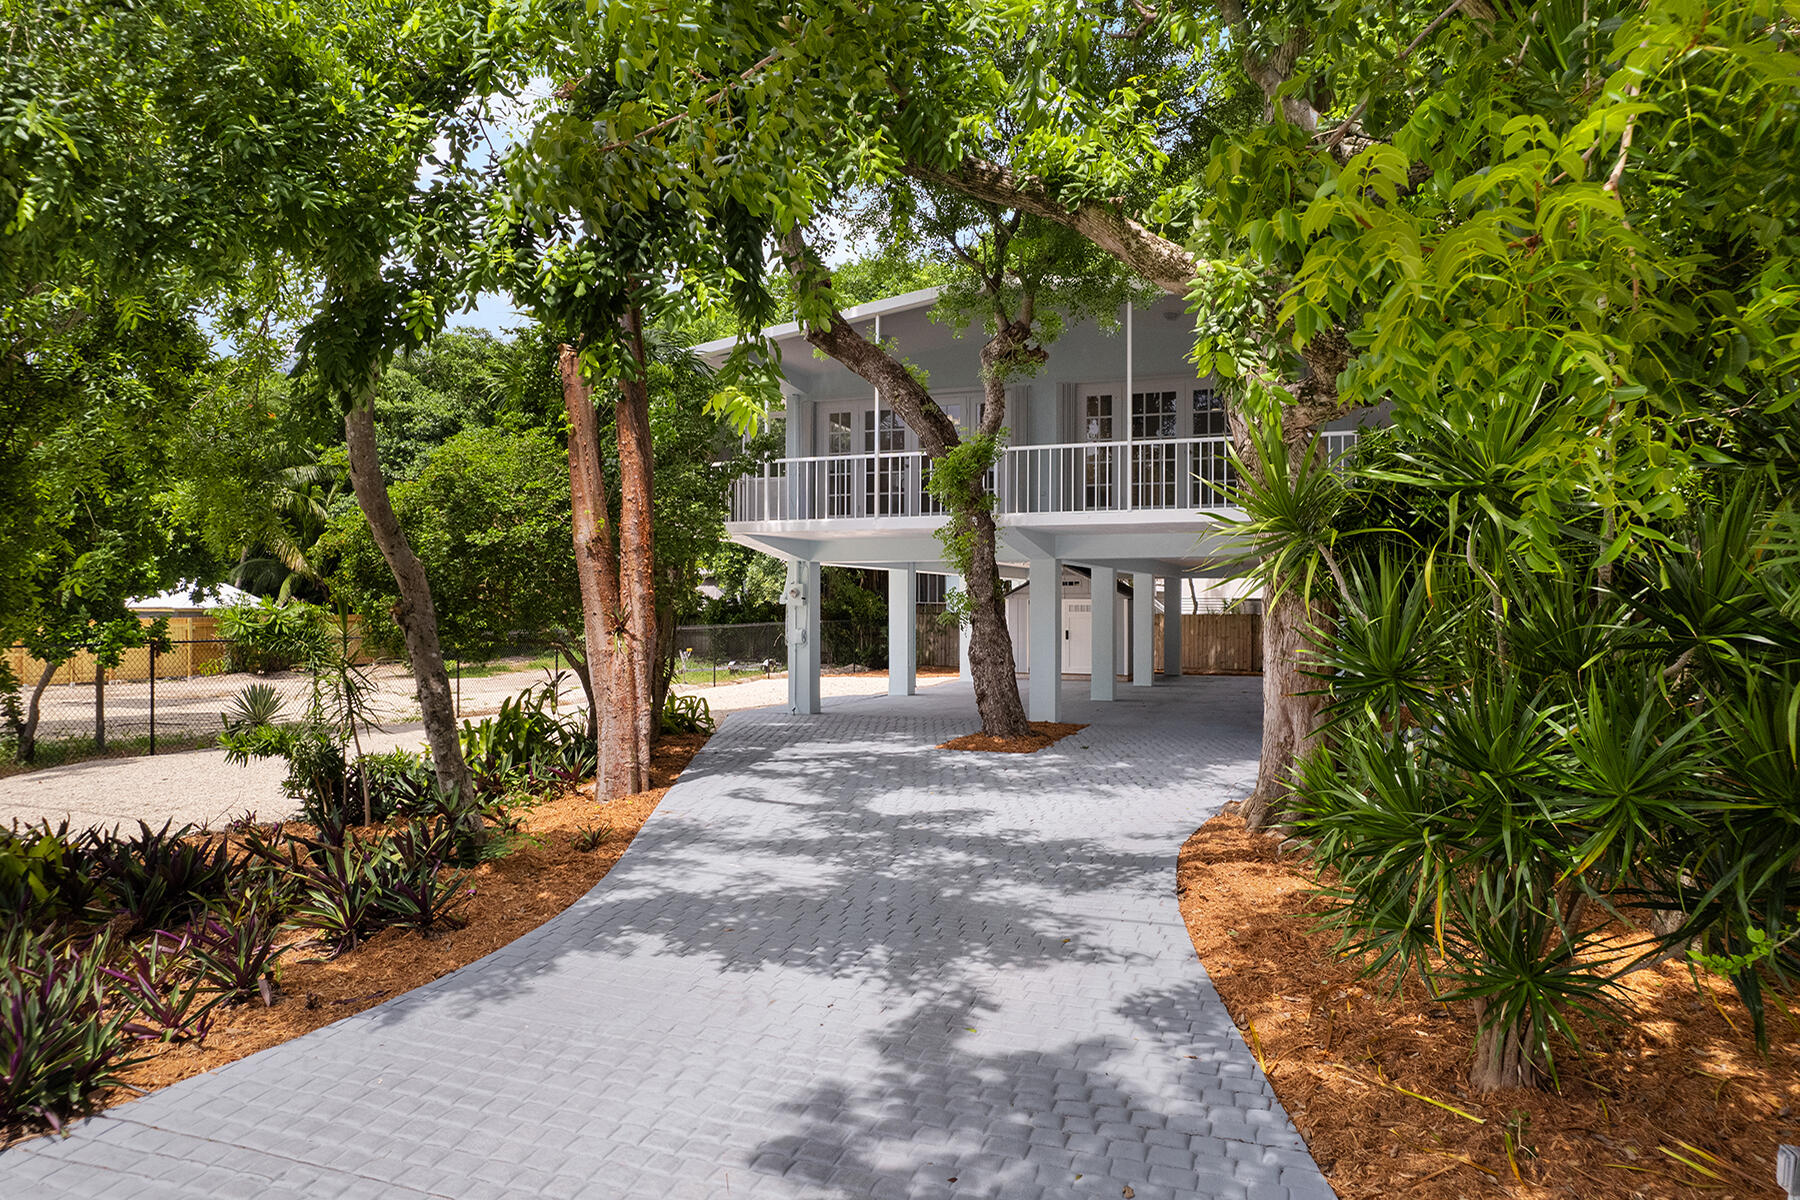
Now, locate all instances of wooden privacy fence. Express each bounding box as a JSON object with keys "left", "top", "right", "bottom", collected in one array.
[
  {"left": 1152, "top": 612, "right": 1263, "bottom": 675},
  {"left": 4, "top": 616, "right": 231, "bottom": 686},
  {"left": 915, "top": 604, "right": 960, "bottom": 670}
]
